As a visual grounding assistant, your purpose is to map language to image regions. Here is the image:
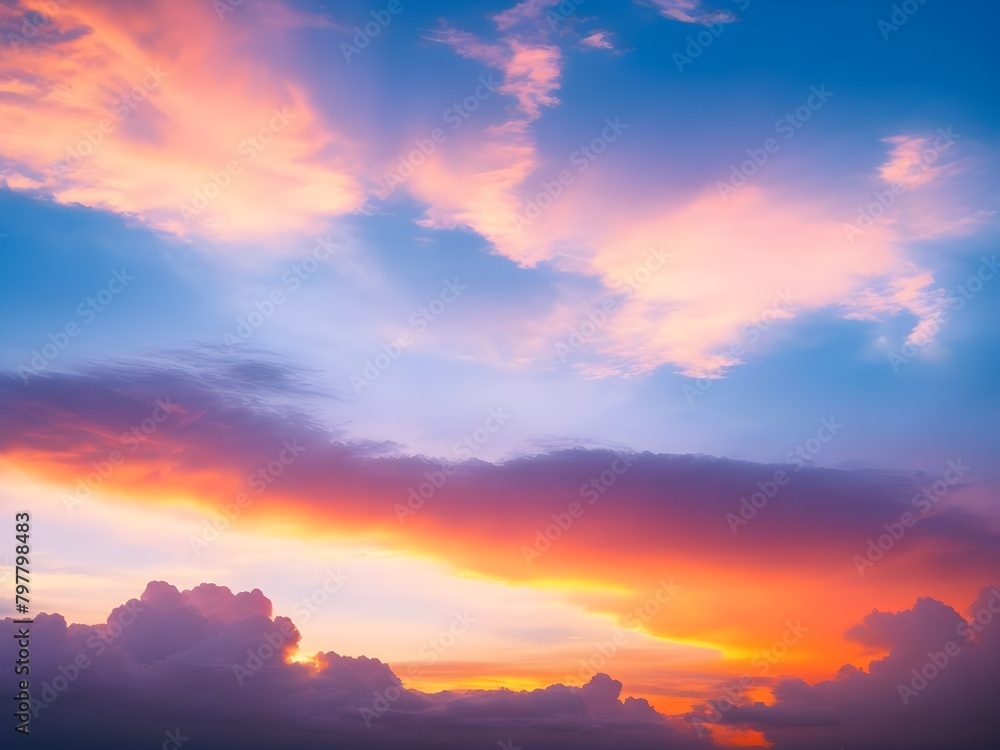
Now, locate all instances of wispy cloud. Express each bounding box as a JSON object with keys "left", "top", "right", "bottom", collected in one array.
[
  {"left": 0, "top": 0, "right": 364, "bottom": 244},
  {"left": 581, "top": 30, "right": 616, "bottom": 50},
  {"left": 648, "top": 0, "right": 738, "bottom": 25},
  {"left": 493, "top": 0, "right": 564, "bottom": 30}
]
